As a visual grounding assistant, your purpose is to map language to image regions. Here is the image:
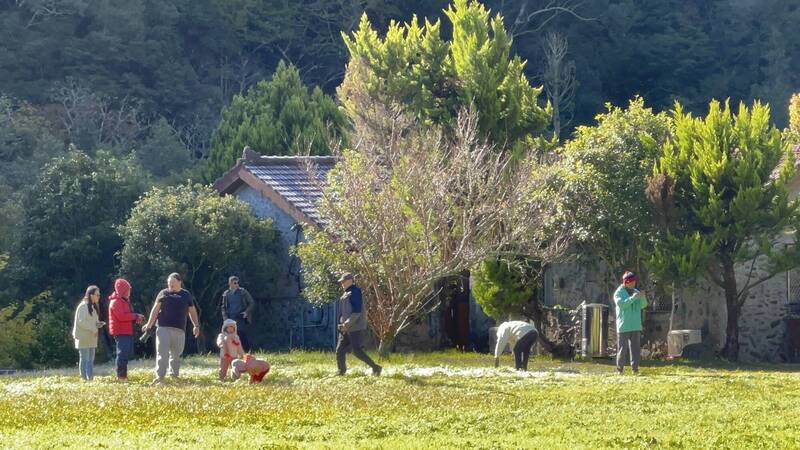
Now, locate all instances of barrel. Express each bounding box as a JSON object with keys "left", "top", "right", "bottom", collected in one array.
[{"left": 581, "top": 303, "right": 609, "bottom": 358}]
